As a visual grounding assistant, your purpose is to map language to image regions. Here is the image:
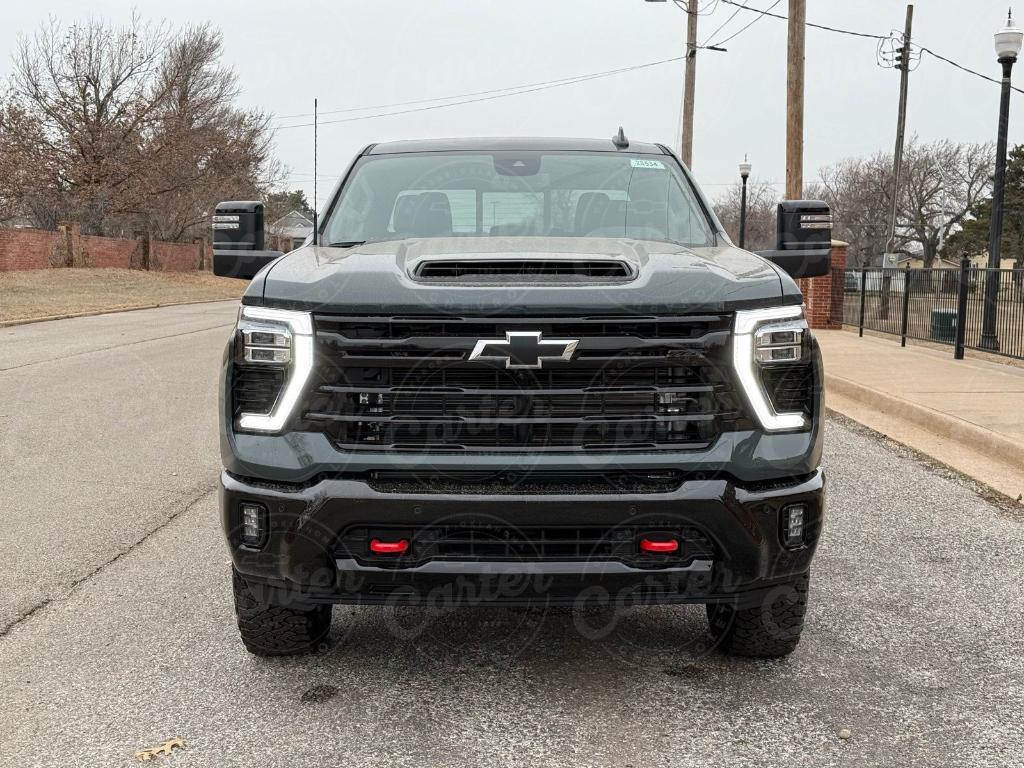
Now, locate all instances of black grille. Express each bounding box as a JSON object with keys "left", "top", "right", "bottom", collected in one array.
[
  {"left": 232, "top": 366, "right": 286, "bottom": 416},
  {"left": 299, "top": 314, "right": 742, "bottom": 451},
  {"left": 415, "top": 259, "right": 632, "bottom": 280},
  {"left": 366, "top": 470, "right": 684, "bottom": 494},
  {"left": 338, "top": 522, "right": 715, "bottom": 568}
]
